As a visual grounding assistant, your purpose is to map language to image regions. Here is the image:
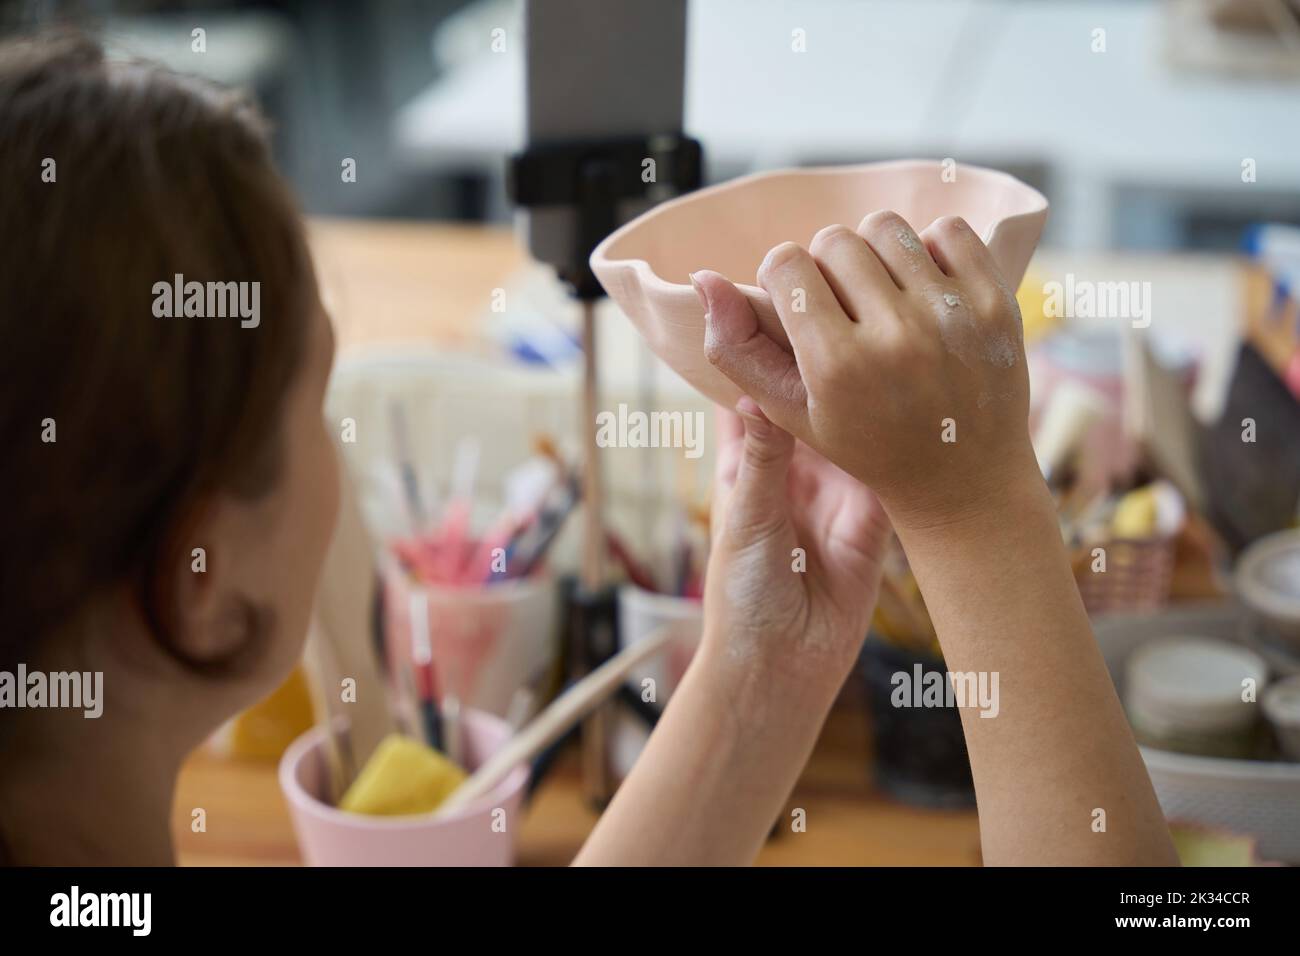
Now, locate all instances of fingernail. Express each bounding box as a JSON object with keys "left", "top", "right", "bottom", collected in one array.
[
  {"left": 695, "top": 273, "right": 720, "bottom": 349},
  {"left": 735, "top": 396, "right": 764, "bottom": 423},
  {"left": 689, "top": 272, "right": 711, "bottom": 314}
]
